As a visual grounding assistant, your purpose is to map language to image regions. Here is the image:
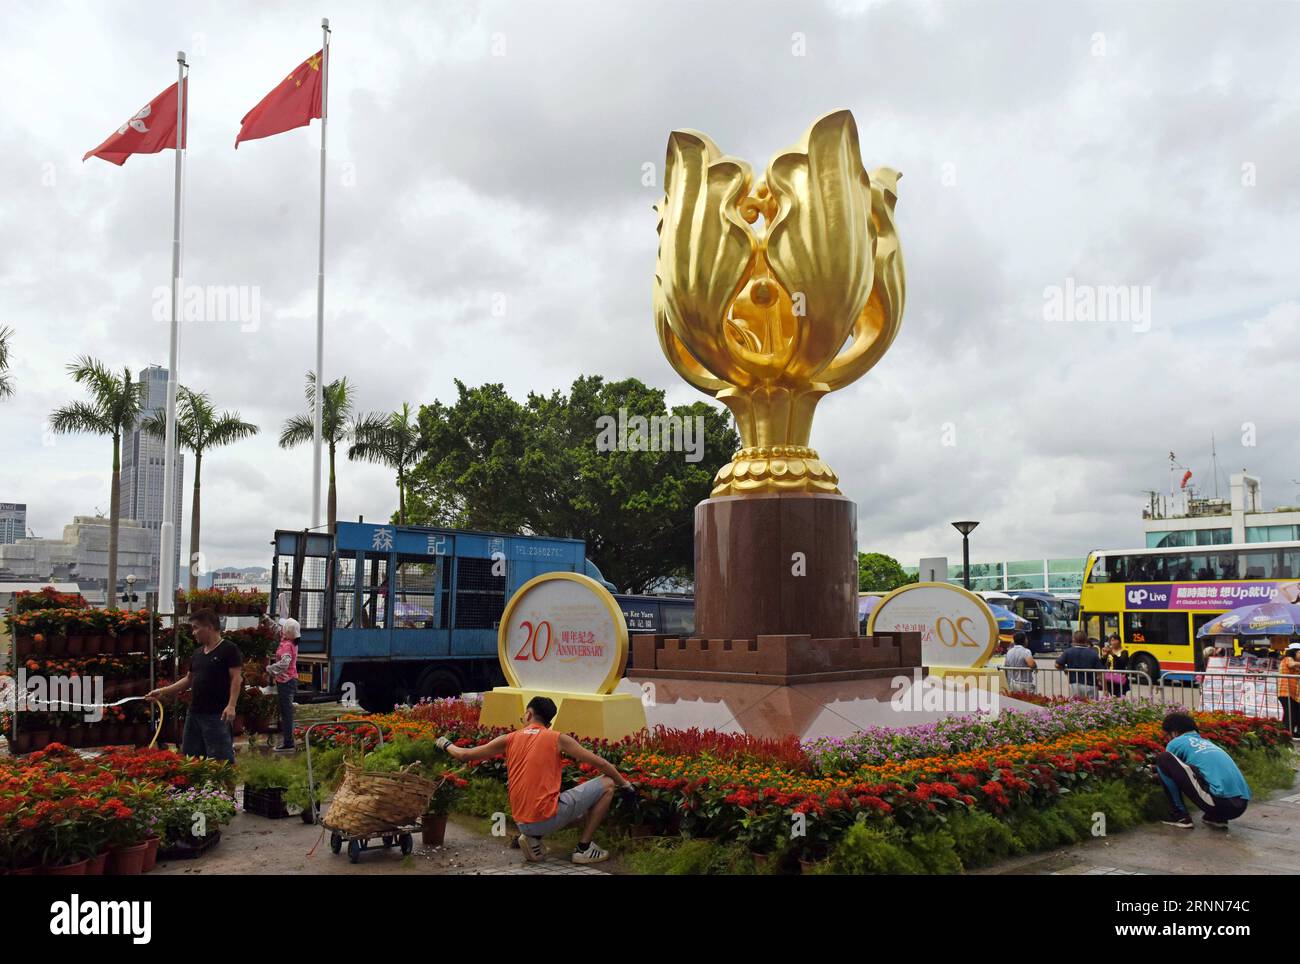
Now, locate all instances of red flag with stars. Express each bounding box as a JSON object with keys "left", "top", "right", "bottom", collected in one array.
[
  {"left": 84, "top": 81, "right": 187, "bottom": 166},
  {"left": 235, "top": 50, "right": 324, "bottom": 148}
]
